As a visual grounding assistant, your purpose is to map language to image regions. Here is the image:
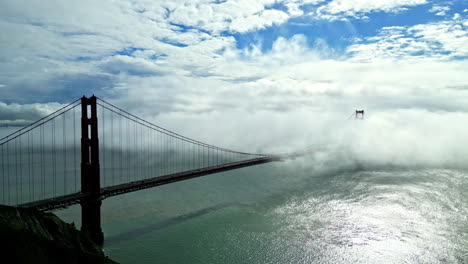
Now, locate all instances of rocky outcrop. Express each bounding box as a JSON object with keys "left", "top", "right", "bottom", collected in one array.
[{"left": 0, "top": 205, "right": 117, "bottom": 264}]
